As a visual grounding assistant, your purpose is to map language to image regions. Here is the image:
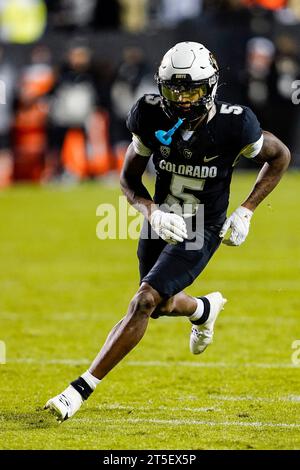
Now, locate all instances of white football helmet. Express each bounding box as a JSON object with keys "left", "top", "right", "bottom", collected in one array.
[{"left": 156, "top": 41, "right": 219, "bottom": 122}]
